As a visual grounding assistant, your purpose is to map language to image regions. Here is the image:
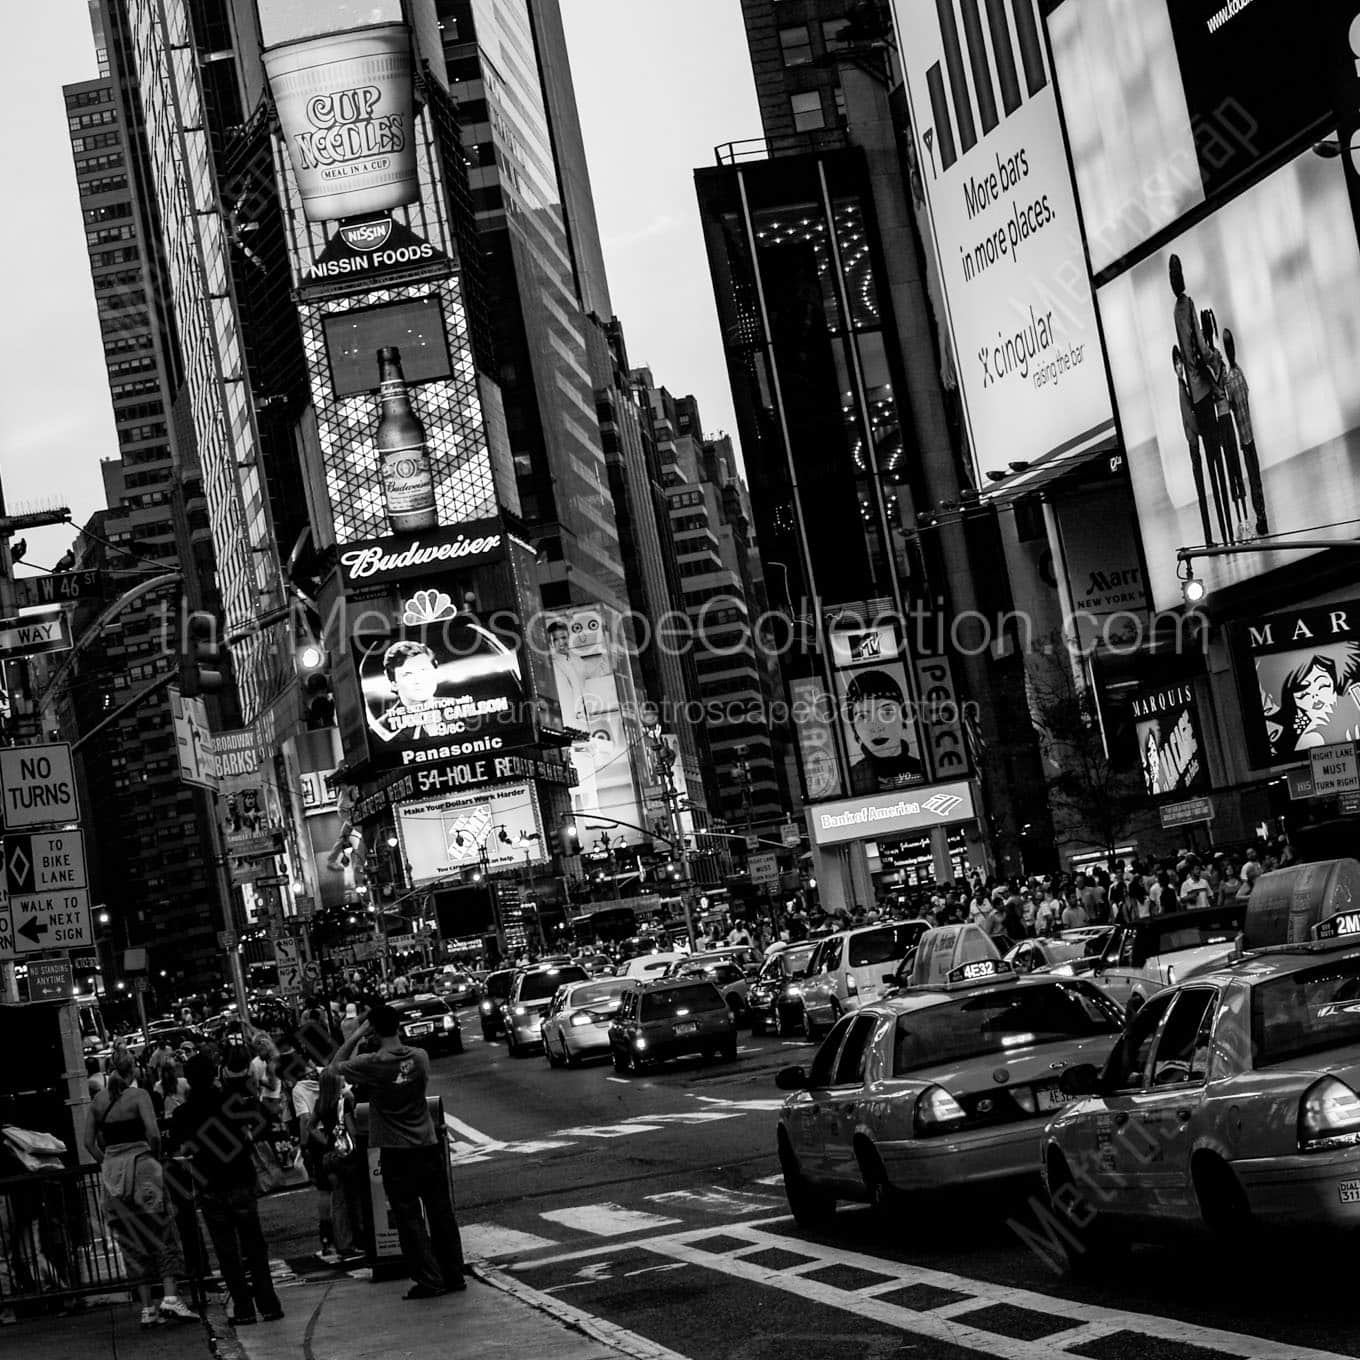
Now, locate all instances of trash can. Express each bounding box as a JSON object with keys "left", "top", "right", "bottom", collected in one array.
[{"left": 354, "top": 1095, "right": 449, "bottom": 1282}]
